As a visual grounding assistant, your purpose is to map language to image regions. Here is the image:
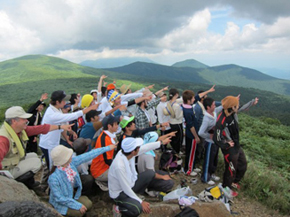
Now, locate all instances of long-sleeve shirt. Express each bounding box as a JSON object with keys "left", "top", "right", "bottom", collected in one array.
[
  {"left": 48, "top": 146, "right": 110, "bottom": 215},
  {"left": 198, "top": 106, "right": 223, "bottom": 143},
  {"left": 39, "top": 105, "right": 83, "bottom": 150},
  {"left": 0, "top": 124, "right": 50, "bottom": 170},
  {"left": 108, "top": 141, "right": 160, "bottom": 203},
  {"left": 156, "top": 101, "right": 170, "bottom": 127},
  {"left": 135, "top": 98, "right": 161, "bottom": 129}
]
